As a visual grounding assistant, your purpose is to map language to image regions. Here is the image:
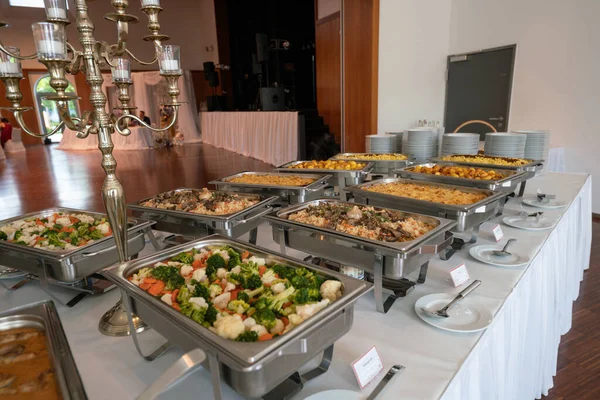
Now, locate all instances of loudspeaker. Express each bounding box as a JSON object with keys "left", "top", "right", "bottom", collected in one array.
[
  {"left": 207, "top": 72, "right": 219, "bottom": 88},
  {"left": 207, "top": 95, "right": 226, "bottom": 111},
  {"left": 251, "top": 53, "right": 262, "bottom": 75},
  {"left": 260, "top": 87, "right": 285, "bottom": 111},
  {"left": 203, "top": 62, "right": 215, "bottom": 79},
  {"left": 255, "top": 33, "right": 270, "bottom": 63}
]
